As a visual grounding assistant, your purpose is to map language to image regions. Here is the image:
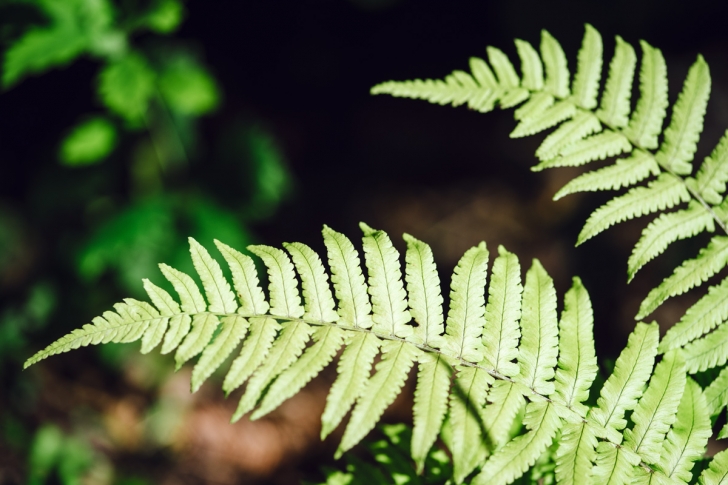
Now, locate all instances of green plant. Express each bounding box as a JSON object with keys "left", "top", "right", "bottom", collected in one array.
[{"left": 23, "top": 25, "right": 728, "bottom": 484}]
